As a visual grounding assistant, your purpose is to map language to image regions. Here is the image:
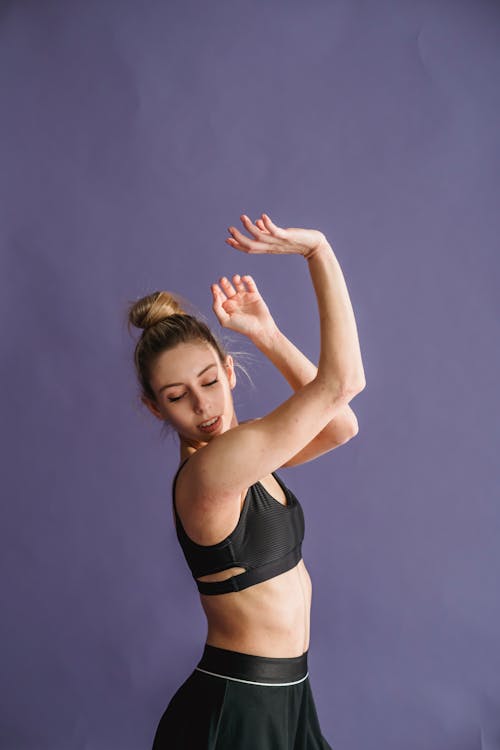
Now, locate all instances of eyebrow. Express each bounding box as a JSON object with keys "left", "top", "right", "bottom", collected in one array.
[{"left": 158, "top": 363, "right": 218, "bottom": 393}]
